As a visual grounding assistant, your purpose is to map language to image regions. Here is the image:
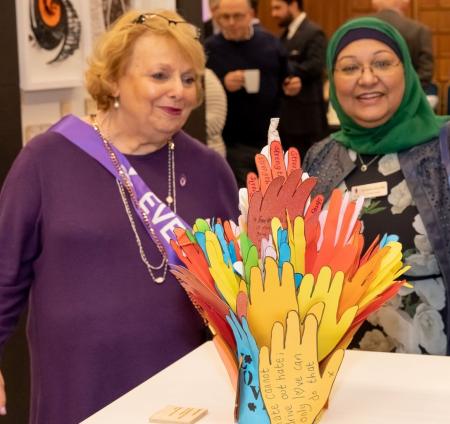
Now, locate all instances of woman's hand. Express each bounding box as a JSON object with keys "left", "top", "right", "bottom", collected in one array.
[{"left": 0, "top": 370, "right": 6, "bottom": 415}]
